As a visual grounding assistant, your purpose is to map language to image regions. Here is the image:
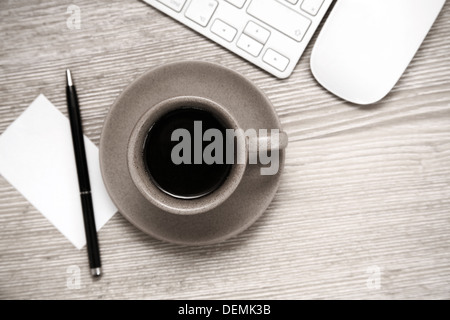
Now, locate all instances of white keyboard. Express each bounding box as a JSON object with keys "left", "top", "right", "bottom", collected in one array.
[{"left": 143, "top": 0, "right": 333, "bottom": 78}]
